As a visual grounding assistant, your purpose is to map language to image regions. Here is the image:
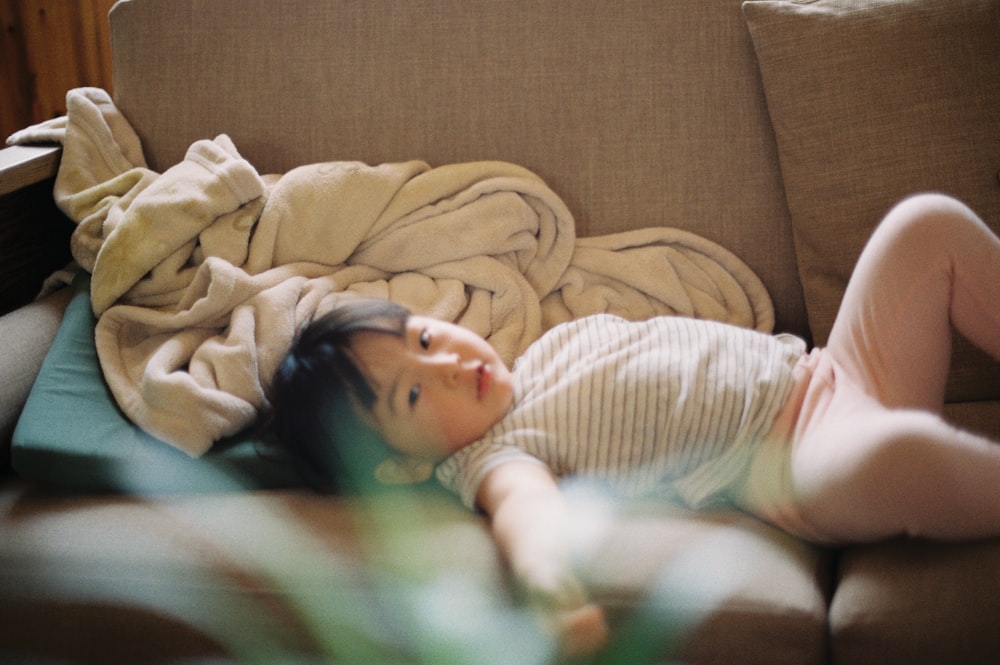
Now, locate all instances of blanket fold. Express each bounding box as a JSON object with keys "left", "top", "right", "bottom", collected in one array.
[{"left": 10, "top": 87, "right": 775, "bottom": 456}]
